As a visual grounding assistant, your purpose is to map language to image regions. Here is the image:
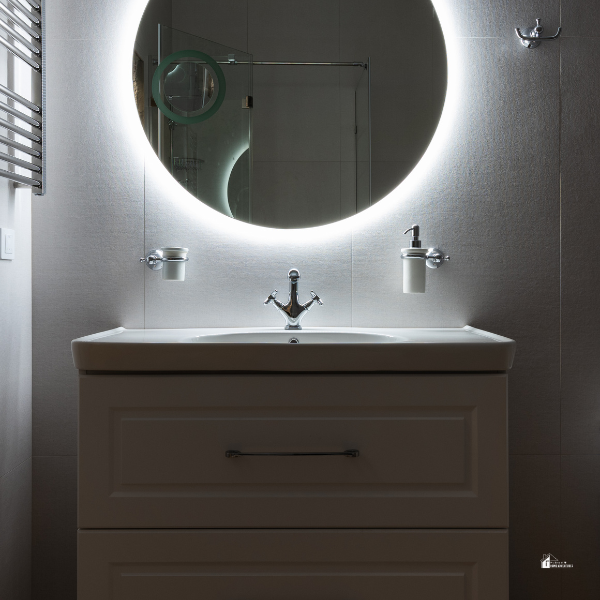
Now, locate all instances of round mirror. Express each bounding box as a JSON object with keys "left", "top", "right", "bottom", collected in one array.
[{"left": 133, "top": 0, "right": 447, "bottom": 229}]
